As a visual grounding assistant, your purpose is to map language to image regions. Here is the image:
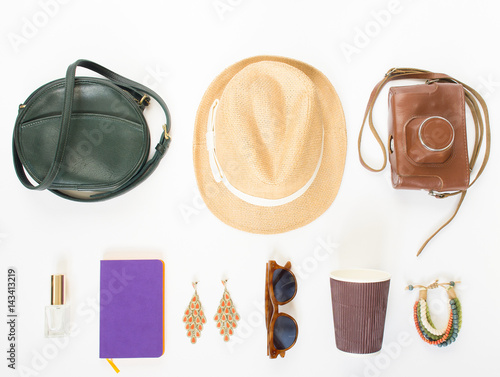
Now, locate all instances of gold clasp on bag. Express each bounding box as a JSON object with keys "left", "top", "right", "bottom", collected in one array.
[
  {"left": 137, "top": 95, "right": 150, "bottom": 106},
  {"left": 162, "top": 124, "right": 170, "bottom": 140}
]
